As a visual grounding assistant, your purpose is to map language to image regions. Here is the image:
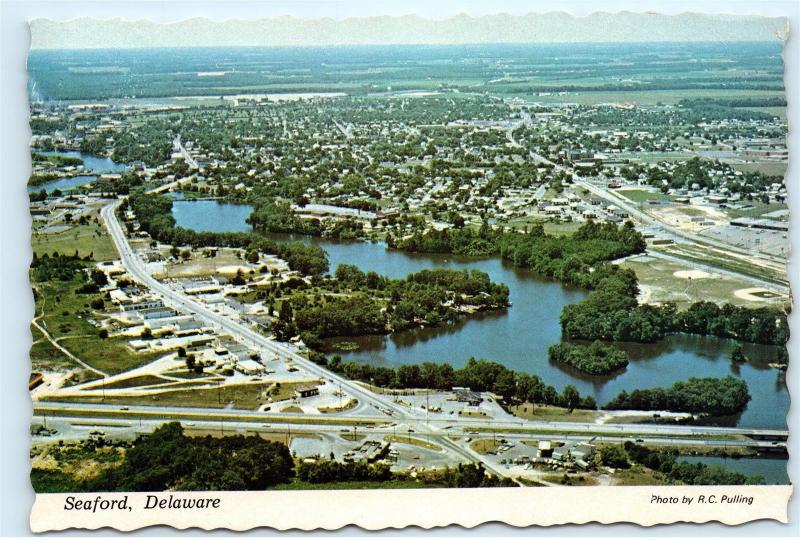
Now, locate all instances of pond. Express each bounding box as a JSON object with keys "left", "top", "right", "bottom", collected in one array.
[
  {"left": 171, "top": 200, "right": 789, "bottom": 429},
  {"left": 30, "top": 150, "right": 129, "bottom": 193},
  {"left": 677, "top": 455, "right": 789, "bottom": 485},
  {"left": 171, "top": 200, "right": 253, "bottom": 233}
]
